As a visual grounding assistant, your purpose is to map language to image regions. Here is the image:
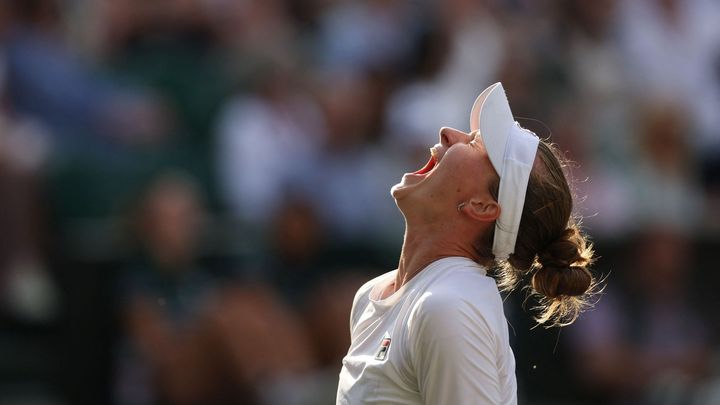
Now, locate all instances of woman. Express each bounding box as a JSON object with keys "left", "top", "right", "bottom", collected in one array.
[{"left": 337, "top": 83, "right": 595, "bottom": 404}]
